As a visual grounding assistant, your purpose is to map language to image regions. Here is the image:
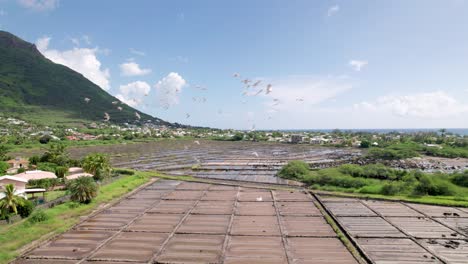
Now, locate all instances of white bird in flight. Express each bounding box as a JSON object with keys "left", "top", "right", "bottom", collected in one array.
[
  {"left": 252, "top": 80, "right": 262, "bottom": 87},
  {"left": 252, "top": 152, "right": 259, "bottom": 157},
  {"left": 254, "top": 89, "right": 263, "bottom": 96},
  {"left": 112, "top": 101, "right": 118, "bottom": 105},
  {"left": 117, "top": 106, "right": 123, "bottom": 111},
  {"left": 256, "top": 197, "right": 263, "bottom": 202},
  {"left": 135, "top": 112, "right": 141, "bottom": 120},
  {"left": 103, "top": 112, "right": 110, "bottom": 121},
  {"left": 194, "top": 140, "right": 200, "bottom": 145},
  {"left": 266, "top": 84, "right": 273, "bottom": 94},
  {"left": 84, "top": 97, "right": 91, "bottom": 103}
]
